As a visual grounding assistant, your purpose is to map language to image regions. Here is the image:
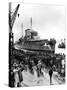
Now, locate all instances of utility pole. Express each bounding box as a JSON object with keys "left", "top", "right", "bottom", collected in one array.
[{"left": 9, "top": 2, "right": 20, "bottom": 87}]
